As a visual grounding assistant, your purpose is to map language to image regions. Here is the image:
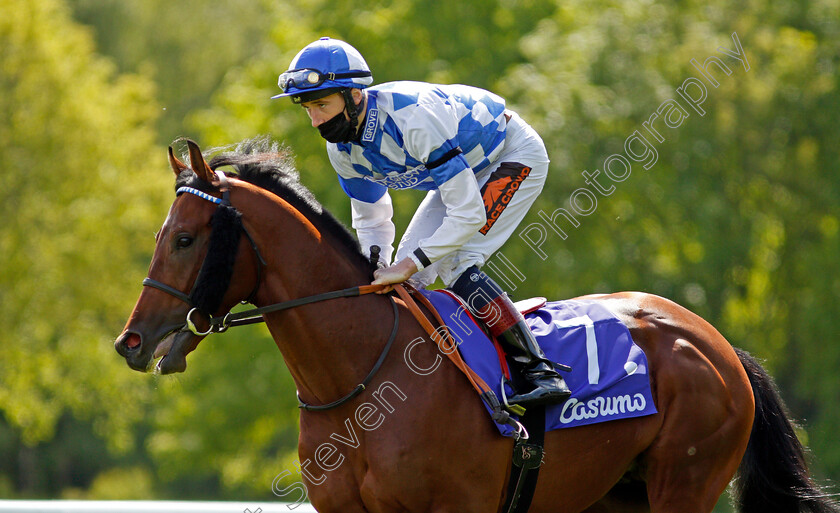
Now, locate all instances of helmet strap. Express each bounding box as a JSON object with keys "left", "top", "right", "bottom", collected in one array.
[{"left": 341, "top": 88, "right": 364, "bottom": 141}]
